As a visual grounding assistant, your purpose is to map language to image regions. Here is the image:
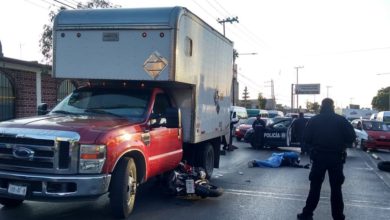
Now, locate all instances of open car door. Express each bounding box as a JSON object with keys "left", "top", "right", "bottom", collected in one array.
[{"left": 264, "top": 119, "right": 300, "bottom": 148}]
